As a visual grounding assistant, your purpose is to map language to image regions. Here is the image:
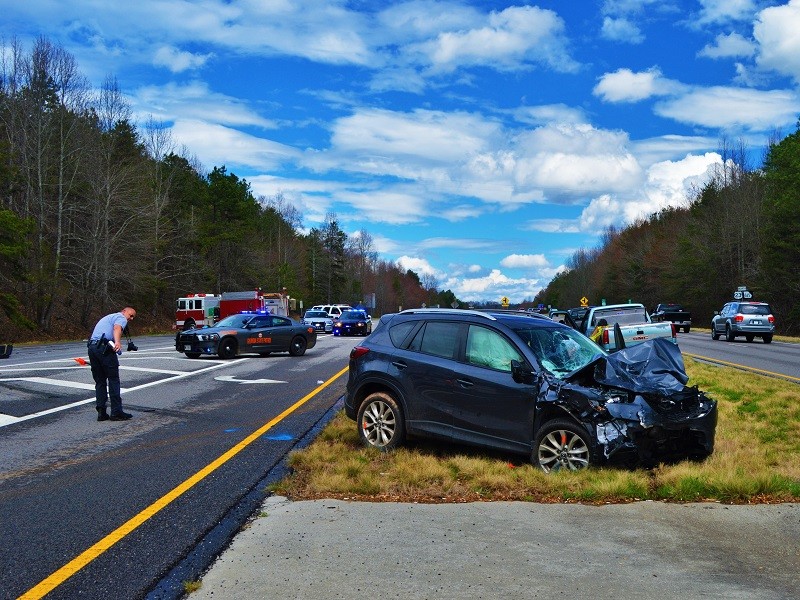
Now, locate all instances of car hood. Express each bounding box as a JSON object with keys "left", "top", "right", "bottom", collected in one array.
[{"left": 563, "top": 337, "right": 687, "bottom": 395}]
